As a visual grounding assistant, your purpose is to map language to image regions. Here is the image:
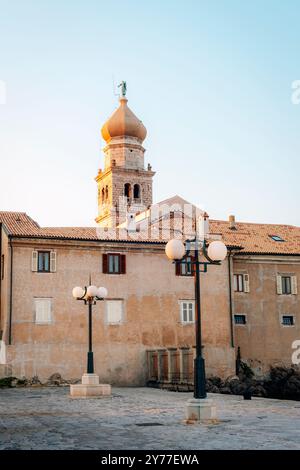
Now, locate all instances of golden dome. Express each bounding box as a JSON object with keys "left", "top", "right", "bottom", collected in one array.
[{"left": 101, "top": 97, "right": 147, "bottom": 143}]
